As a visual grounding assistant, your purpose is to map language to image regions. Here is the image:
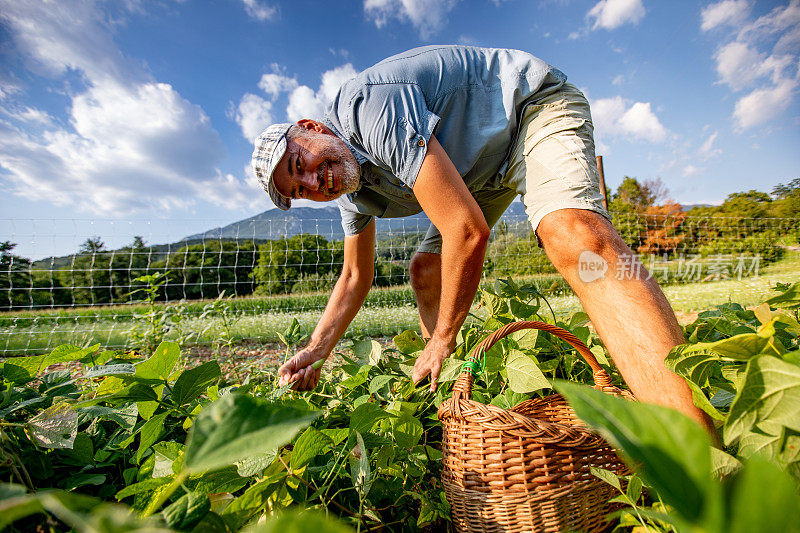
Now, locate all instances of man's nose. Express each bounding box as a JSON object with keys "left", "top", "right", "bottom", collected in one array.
[{"left": 299, "top": 170, "right": 320, "bottom": 191}]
